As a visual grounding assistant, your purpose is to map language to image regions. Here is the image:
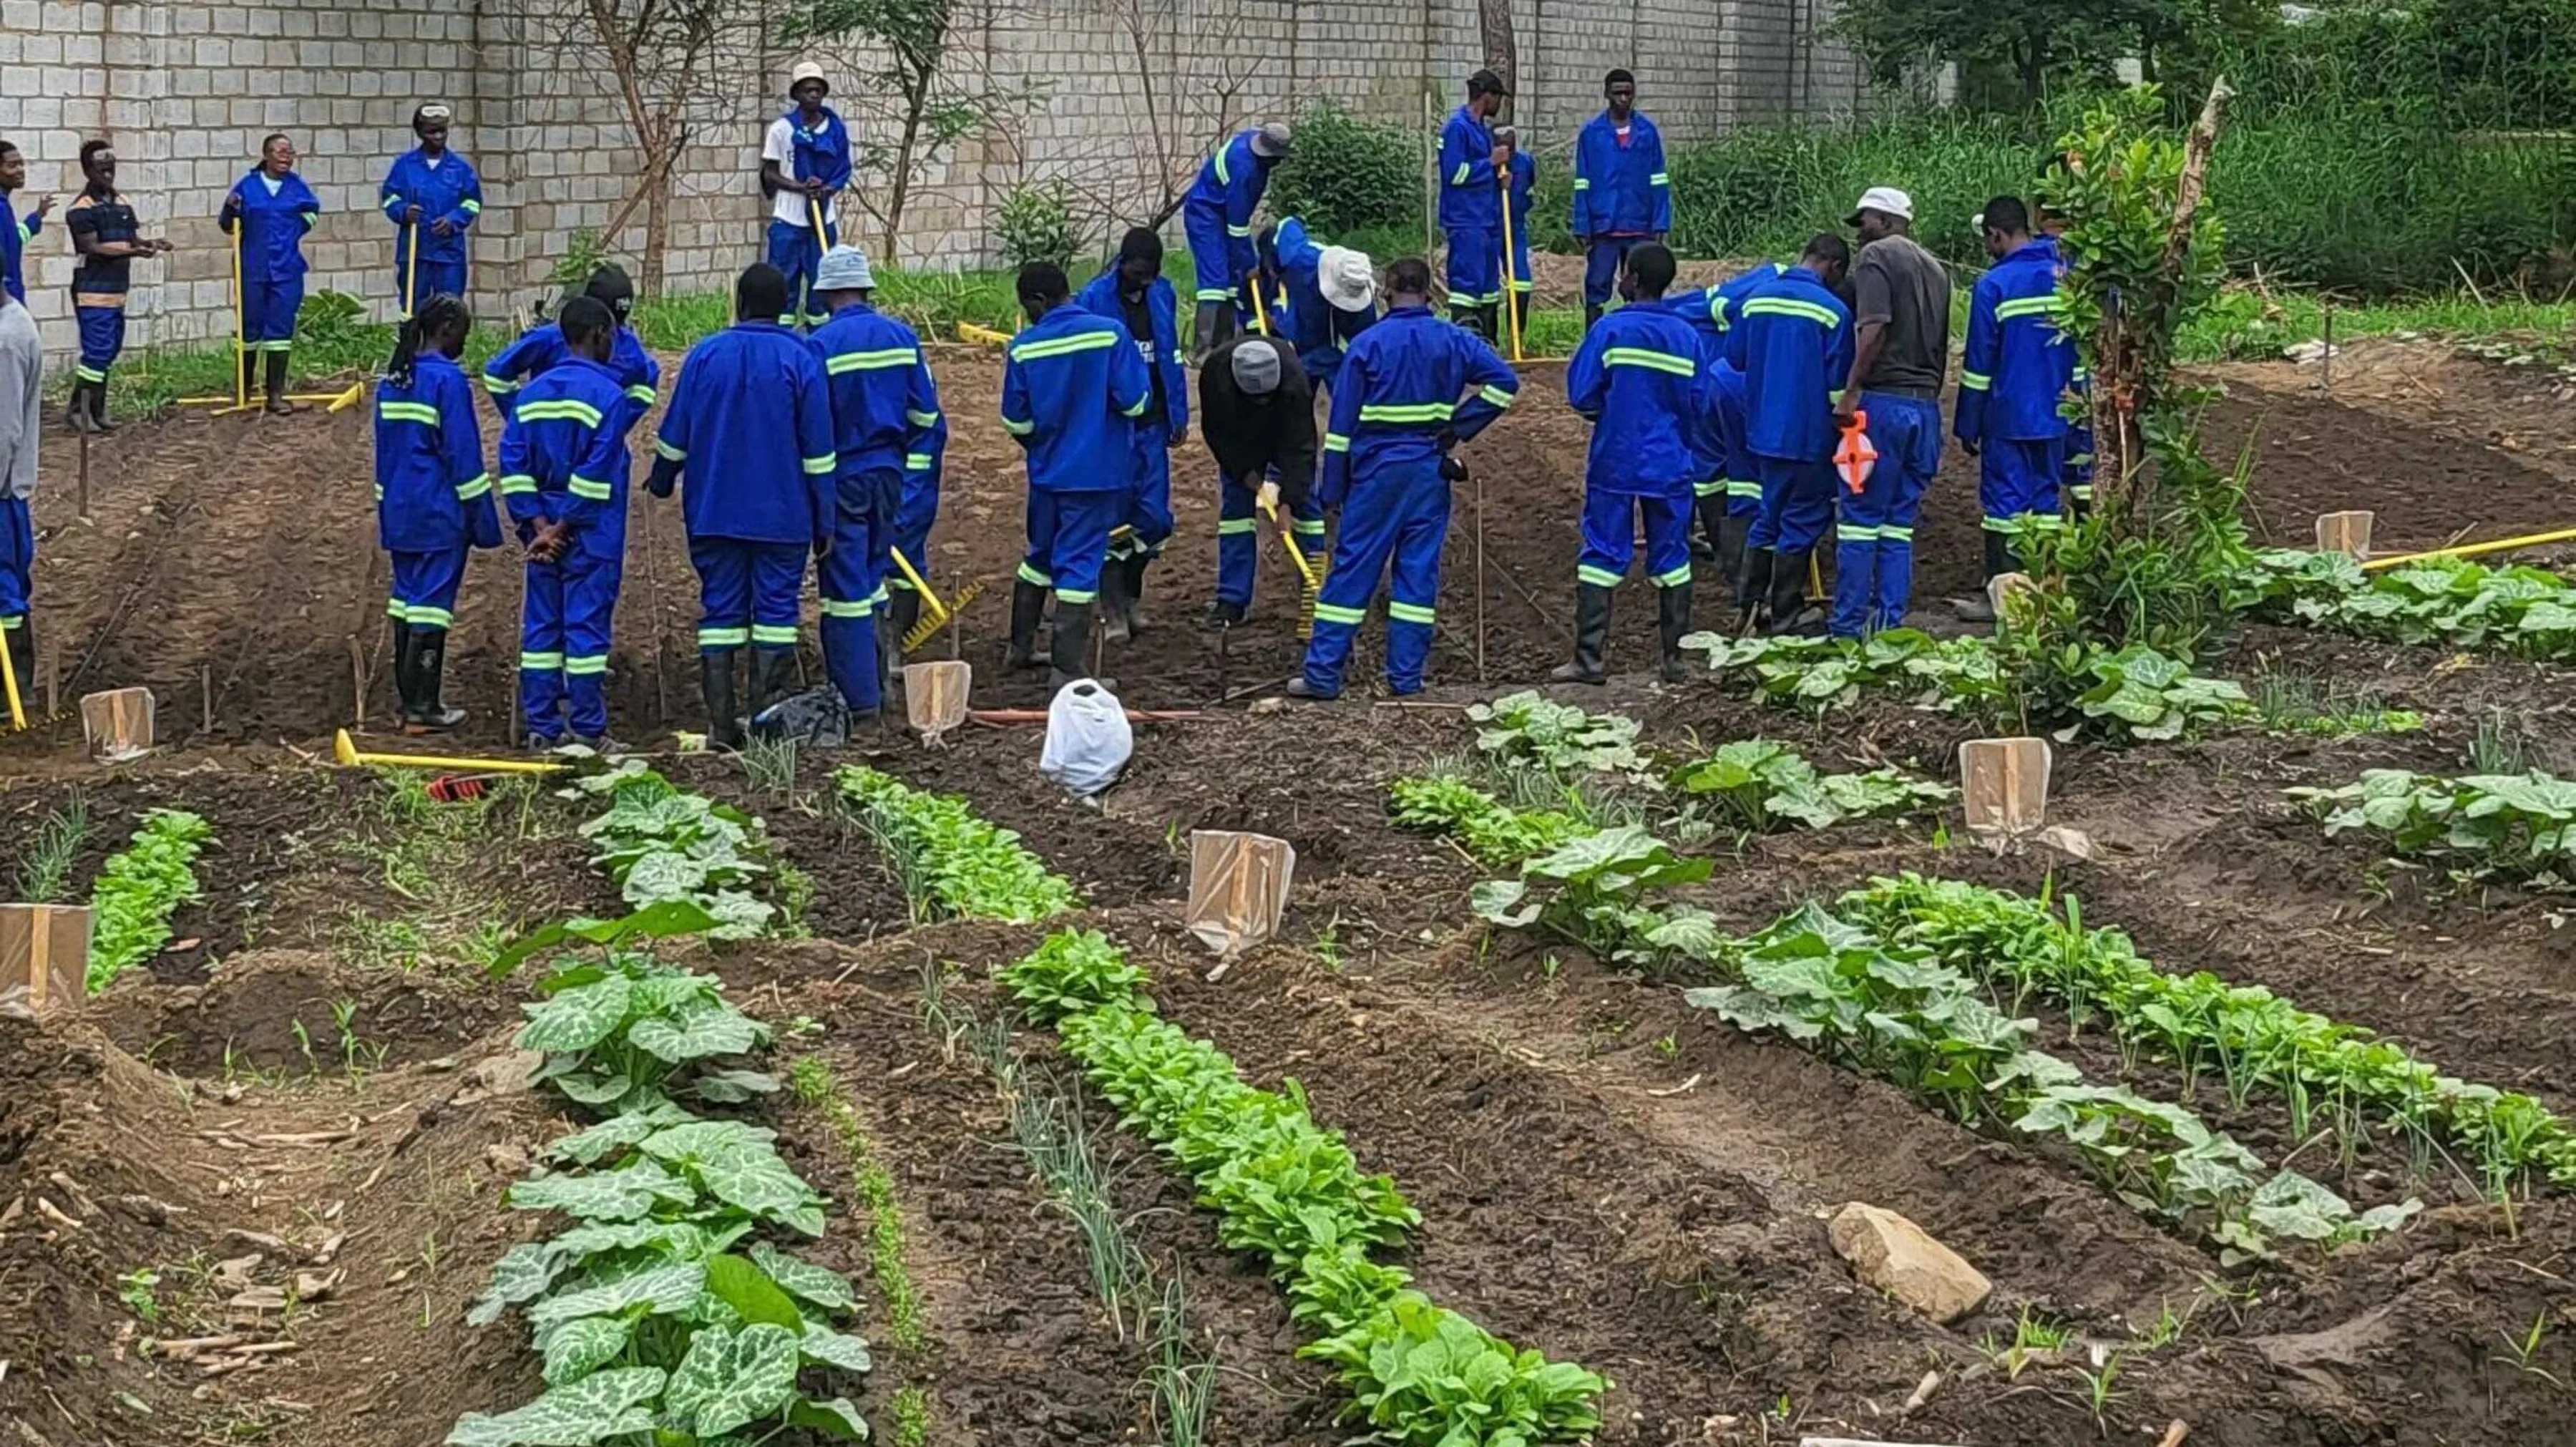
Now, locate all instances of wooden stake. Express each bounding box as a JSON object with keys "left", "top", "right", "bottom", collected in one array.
[
  {"left": 200, "top": 663, "right": 212, "bottom": 736},
  {"left": 44, "top": 641, "right": 58, "bottom": 722},
  {"left": 2320, "top": 306, "right": 2334, "bottom": 394},
  {"left": 348, "top": 635, "right": 366, "bottom": 731},
  {"left": 76, "top": 430, "right": 90, "bottom": 518},
  {"left": 1473, "top": 465, "right": 1488, "bottom": 683}
]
